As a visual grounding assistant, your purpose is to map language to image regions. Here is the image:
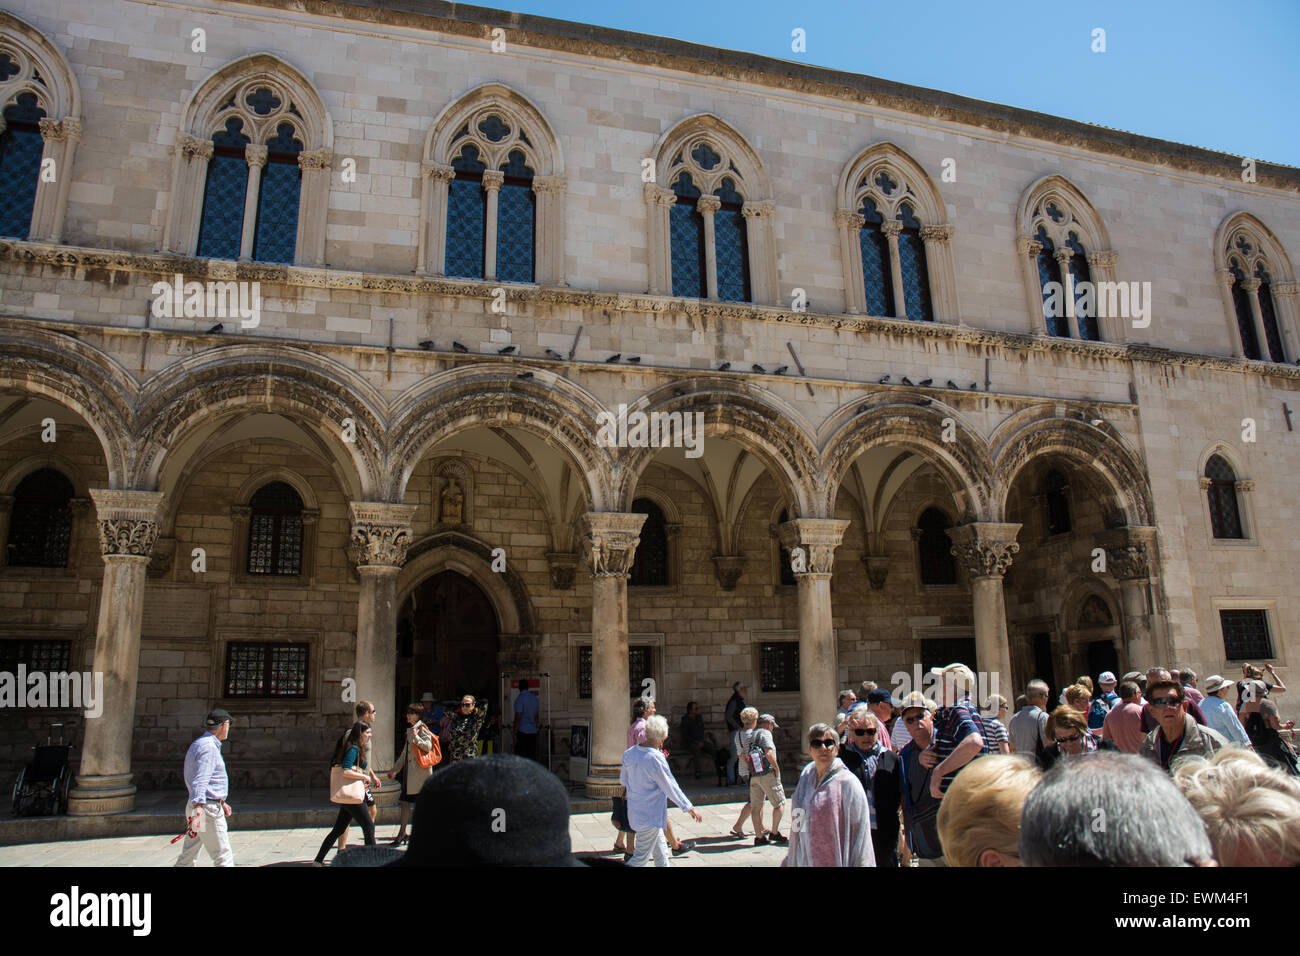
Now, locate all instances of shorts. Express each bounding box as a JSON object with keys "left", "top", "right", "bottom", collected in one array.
[{"left": 749, "top": 773, "right": 785, "bottom": 811}]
